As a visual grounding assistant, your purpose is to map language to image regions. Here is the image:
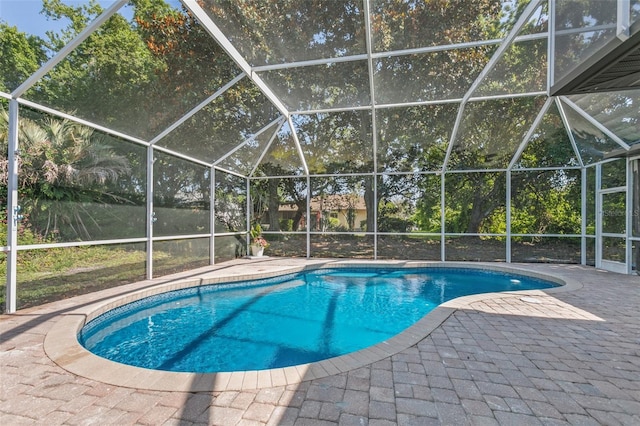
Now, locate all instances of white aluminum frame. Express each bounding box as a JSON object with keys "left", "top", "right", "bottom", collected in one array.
[
  {"left": 3, "top": 0, "right": 639, "bottom": 313},
  {"left": 626, "top": 156, "right": 634, "bottom": 274},
  {"left": 594, "top": 158, "right": 631, "bottom": 274},
  {"left": 181, "top": 0, "right": 289, "bottom": 118},
  {"left": 5, "top": 100, "right": 19, "bottom": 313},
  {"left": 11, "top": 1, "right": 127, "bottom": 99}
]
